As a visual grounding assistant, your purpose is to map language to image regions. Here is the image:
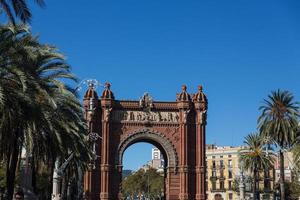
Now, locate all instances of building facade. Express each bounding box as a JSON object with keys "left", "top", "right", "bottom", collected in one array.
[
  {"left": 206, "top": 145, "right": 241, "bottom": 200},
  {"left": 206, "top": 145, "right": 276, "bottom": 200},
  {"left": 149, "top": 147, "right": 165, "bottom": 172},
  {"left": 274, "top": 151, "right": 294, "bottom": 182}
]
